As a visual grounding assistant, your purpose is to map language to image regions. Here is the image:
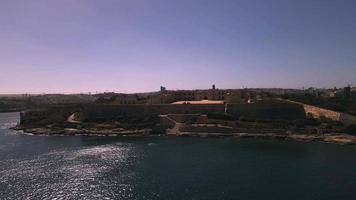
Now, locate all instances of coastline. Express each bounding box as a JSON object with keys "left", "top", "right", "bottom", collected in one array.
[
  {"left": 11, "top": 125, "right": 356, "bottom": 145},
  {"left": 182, "top": 132, "right": 356, "bottom": 145},
  {"left": 11, "top": 126, "right": 153, "bottom": 137},
  {"left": 12, "top": 100, "right": 356, "bottom": 145}
]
